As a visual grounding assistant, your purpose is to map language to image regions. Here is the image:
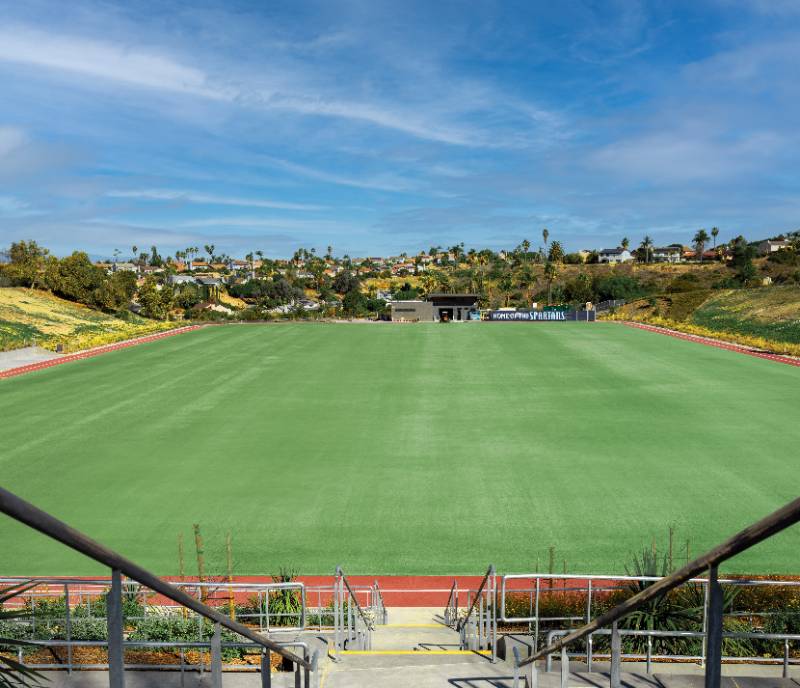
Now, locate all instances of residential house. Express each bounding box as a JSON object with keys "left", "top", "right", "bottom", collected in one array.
[
  {"left": 168, "top": 274, "right": 197, "bottom": 285},
  {"left": 757, "top": 239, "right": 792, "bottom": 256},
  {"left": 651, "top": 246, "right": 683, "bottom": 263},
  {"left": 598, "top": 248, "right": 634, "bottom": 264}
]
